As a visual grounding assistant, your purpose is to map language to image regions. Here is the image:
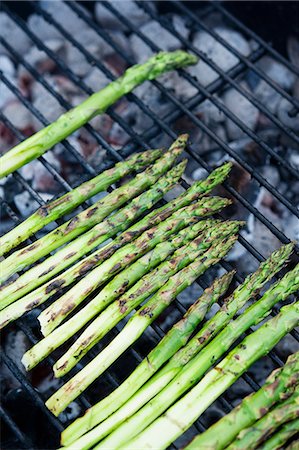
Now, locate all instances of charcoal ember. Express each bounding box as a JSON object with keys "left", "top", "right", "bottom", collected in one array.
[
  {"left": 0, "top": 12, "right": 32, "bottom": 56},
  {"left": 0, "top": 122, "right": 17, "bottom": 153},
  {"left": 284, "top": 214, "right": 299, "bottom": 242},
  {"left": 2, "top": 101, "right": 32, "bottom": 131},
  {"left": 223, "top": 82, "right": 259, "bottom": 140},
  {"left": 260, "top": 165, "right": 280, "bottom": 188},
  {"left": 14, "top": 190, "right": 52, "bottom": 218},
  {"left": 257, "top": 56, "right": 296, "bottom": 91},
  {"left": 0, "top": 54, "right": 15, "bottom": 78},
  {"left": 189, "top": 27, "right": 250, "bottom": 87},
  {"left": 192, "top": 167, "right": 209, "bottom": 181},
  {"left": 151, "top": 70, "right": 198, "bottom": 101},
  {"left": 172, "top": 14, "right": 190, "bottom": 40},
  {"left": 27, "top": 13, "right": 63, "bottom": 41},
  {"left": 95, "top": 0, "right": 154, "bottom": 30},
  {"left": 109, "top": 122, "right": 130, "bottom": 147},
  {"left": 130, "top": 20, "right": 182, "bottom": 63},
  {"left": 4, "top": 330, "right": 30, "bottom": 377},
  {"left": 194, "top": 99, "right": 225, "bottom": 125},
  {"left": 288, "top": 149, "right": 299, "bottom": 171}
]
